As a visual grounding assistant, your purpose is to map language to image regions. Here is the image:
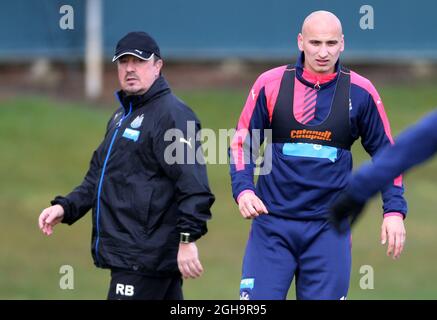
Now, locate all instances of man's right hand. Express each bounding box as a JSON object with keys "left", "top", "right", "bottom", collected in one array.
[
  {"left": 38, "top": 204, "right": 64, "bottom": 236},
  {"left": 329, "top": 190, "right": 366, "bottom": 233},
  {"left": 238, "top": 192, "right": 268, "bottom": 219}
]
